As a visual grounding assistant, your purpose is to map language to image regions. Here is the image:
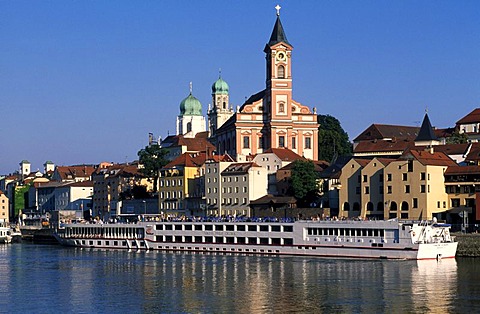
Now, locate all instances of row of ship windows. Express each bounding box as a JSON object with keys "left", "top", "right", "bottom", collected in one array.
[
  {"left": 155, "top": 224, "right": 294, "bottom": 232},
  {"left": 307, "top": 228, "right": 385, "bottom": 237},
  {"left": 156, "top": 236, "right": 293, "bottom": 245}
]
